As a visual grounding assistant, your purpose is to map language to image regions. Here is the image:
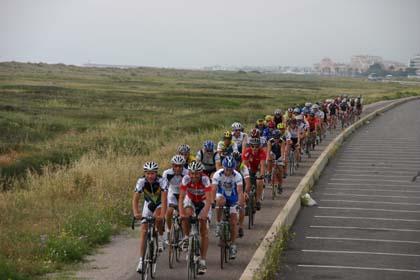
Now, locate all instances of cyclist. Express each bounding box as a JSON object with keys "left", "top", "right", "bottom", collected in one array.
[
  {"left": 356, "top": 95, "right": 363, "bottom": 117},
  {"left": 306, "top": 112, "right": 318, "bottom": 148},
  {"left": 196, "top": 140, "right": 220, "bottom": 178},
  {"left": 262, "top": 120, "right": 276, "bottom": 145},
  {"left": 287, "top": 119, "right": 301, "bottom": 165},
  {"left": 255, "top": 118, "right": 266, "bottom": 135},
  {"left": 328, "top": 99, "right": 338, "bottom": 129},
  {"left": 232, "top": 152, "right": 250, "bottom": 238},
  {"left": 242, "top": 137, "right": 266, "bottom": 210},
  {"left": 266, "top": 129, "right": 286, "bottom": 193},
  {"left": 212, "top": 156, "right": 243, "bottom": 259},
  {"left": 163, "top": 155, "right": 188, "bottom": 244},
  {"left": 247, "top": 127, "right": 267, "bottom": 148},
  {"left": 177, "top": 144, "right": 196, "bottom": 169},
  {"left": 217, "top": 131, "right": 239, "bottom": 167},
  {"left": 179, "top": 161, "right": 212, "bottom": 275},
  {"left": 277, "top": 123, "right": 290, "bottom": 178},
  {"left": 339, "top": 98, "right": 349, "bottom": 127},
  {"left": 273, "top": 109, "right": 283, "bottom": 127},
  {"left": 231, "top": 122, "right": 248, "bottom": 153},
  {"left": 133, "top": 161, "right": 167, "bottom": 273},
  {"left": 283, "top": 108, "right": 294, "bottom": 126}
]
